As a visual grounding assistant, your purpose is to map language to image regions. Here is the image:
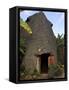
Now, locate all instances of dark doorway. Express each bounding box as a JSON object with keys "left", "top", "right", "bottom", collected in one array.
[{"left": 40, "top": 53, "right": 50, "bottom": 73}]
